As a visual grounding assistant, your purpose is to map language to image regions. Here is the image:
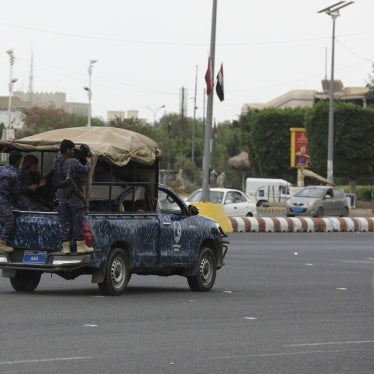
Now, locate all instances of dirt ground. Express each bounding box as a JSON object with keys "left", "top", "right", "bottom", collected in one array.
[{"left": 355, "top": 200, "right": 374, "bottom": 210}]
